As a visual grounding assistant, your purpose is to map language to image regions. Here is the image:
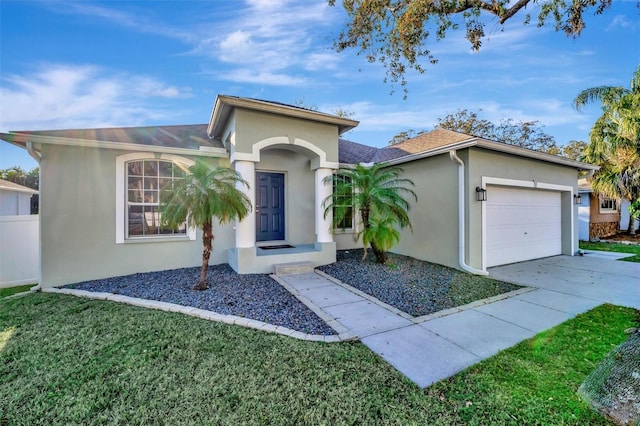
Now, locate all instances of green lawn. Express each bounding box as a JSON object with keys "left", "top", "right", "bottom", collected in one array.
[
  {"left": 580, "top": 241, "right": 640, "bottom": 262},
  {"left": 0, "top": 284, "right": 34, "bottom": 300},
  {"left": 1, "top": 294, "right": 635, "bottom": 425}
]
